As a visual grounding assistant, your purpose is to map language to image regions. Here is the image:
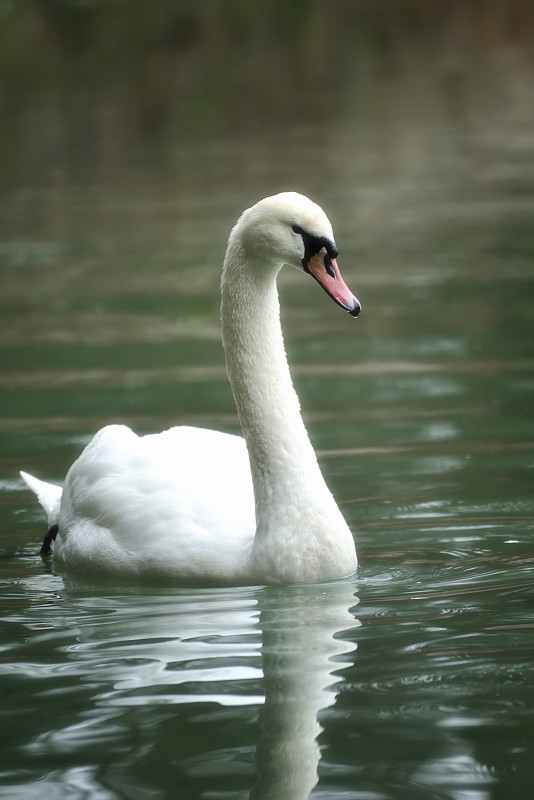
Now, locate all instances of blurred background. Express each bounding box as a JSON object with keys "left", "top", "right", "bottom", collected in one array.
[
  {"left": 1, "top": 3, "right": 534, "bottom": 798},
  {"left": 2, "top": 0, "right": 534, "bottom": 251}
]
